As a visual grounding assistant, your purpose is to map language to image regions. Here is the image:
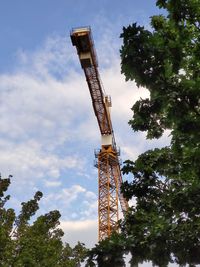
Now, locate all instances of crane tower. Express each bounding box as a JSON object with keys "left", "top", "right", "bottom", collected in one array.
[{"left": 70, "top": 27, "right": 128, "bottom": 240}]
